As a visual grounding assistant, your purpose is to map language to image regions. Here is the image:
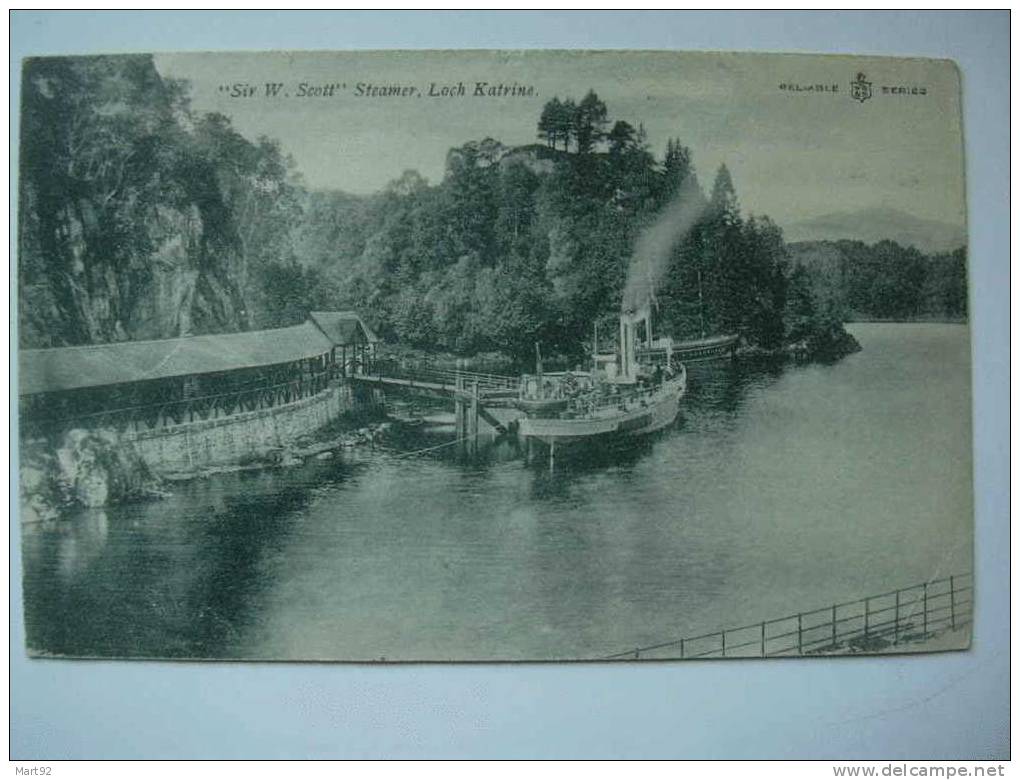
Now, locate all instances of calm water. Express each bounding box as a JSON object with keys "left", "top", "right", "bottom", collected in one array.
[{"left": 20, "top": 324, "right": 973, "bottom": 661}]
